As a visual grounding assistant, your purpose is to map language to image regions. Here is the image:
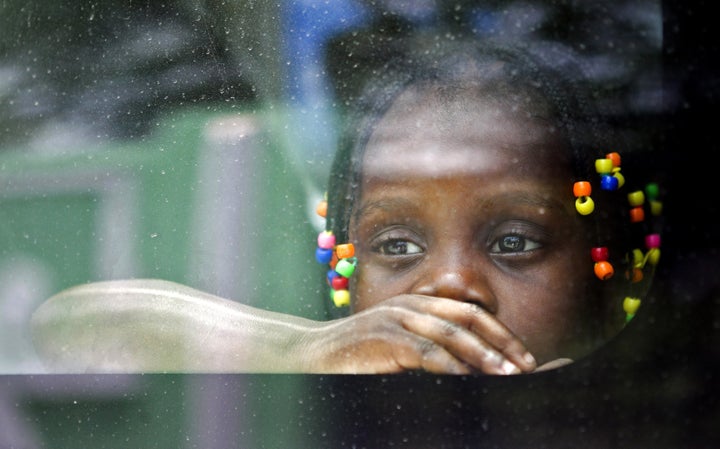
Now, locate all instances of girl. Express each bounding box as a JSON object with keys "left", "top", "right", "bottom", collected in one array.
[{"left": 31, "top": 38, "right": 661, "bottom": 375}]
